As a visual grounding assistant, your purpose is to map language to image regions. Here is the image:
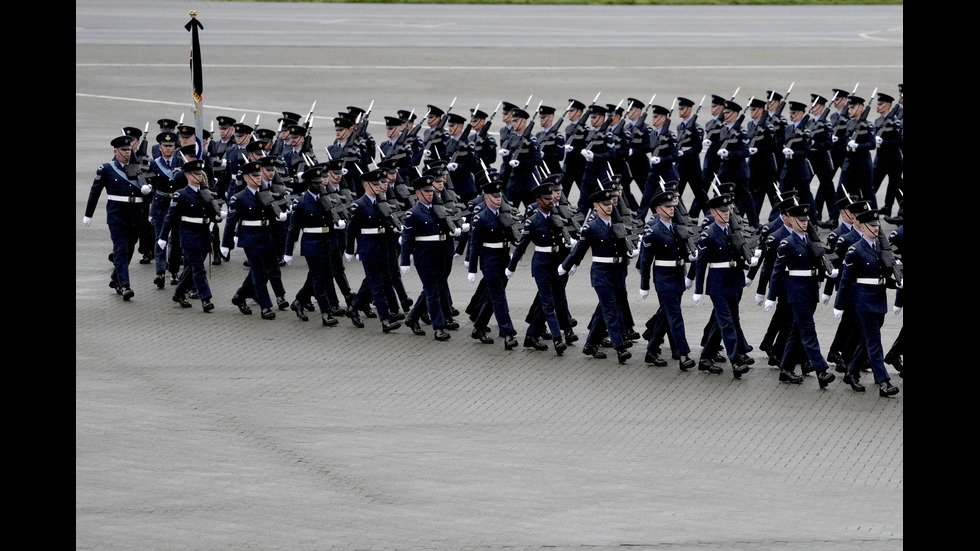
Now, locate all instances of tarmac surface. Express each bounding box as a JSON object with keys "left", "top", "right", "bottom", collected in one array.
[{"left": 76, "top": 2, "right": 903, "bottom": 549}]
